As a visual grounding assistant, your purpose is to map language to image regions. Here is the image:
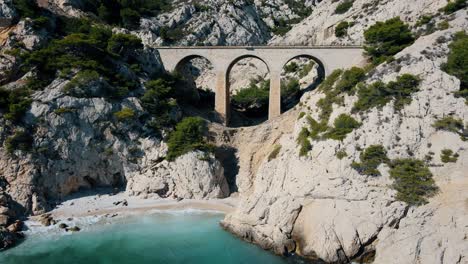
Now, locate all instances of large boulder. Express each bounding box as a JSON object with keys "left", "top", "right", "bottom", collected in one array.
[{"left": 127, "top": 151, "right": 230, "bottom": 199}]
